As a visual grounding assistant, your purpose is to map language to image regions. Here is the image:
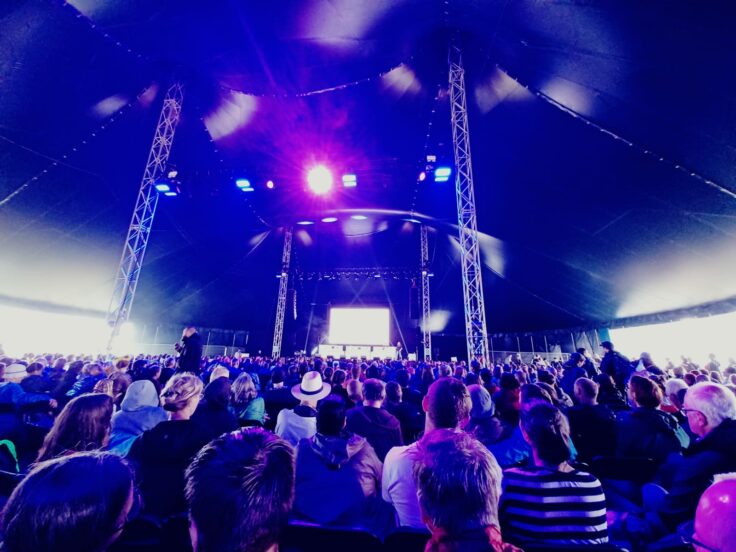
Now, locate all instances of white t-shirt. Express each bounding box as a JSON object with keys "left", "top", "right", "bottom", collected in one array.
[
  {"left": 275, "top": 408, "right": 317, "bottom": 447},
  {"left": 381, "top": 441, "right": 425, "bottom": 528}
]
